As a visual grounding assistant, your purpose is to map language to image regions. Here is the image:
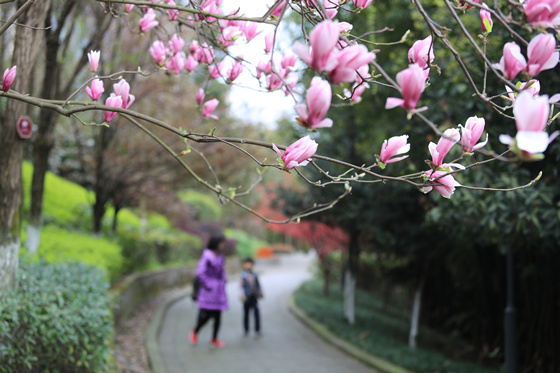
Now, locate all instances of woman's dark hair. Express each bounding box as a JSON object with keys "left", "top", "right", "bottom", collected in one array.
[{"left": 207, "top": 234, "right": 225, "bottom": 251}]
